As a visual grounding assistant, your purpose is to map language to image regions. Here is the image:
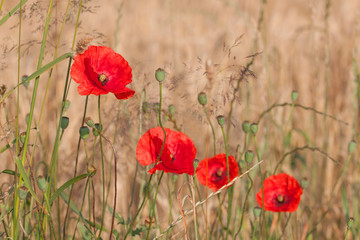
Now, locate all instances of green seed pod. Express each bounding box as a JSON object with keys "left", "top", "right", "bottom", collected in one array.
[
  {"left": 216, "top": 115, "right": 225, "bottom": 127},
  {"left": 37, "top": 176, "right": 48, "bottom": 192},
  {"left": 253, "top": 207, "right": 262, "bottom": 218},
  {"left": 92, "top": 123, "right": 102, "bottom": 136},
  {"left": 18, "top": 186, "right": 28, "bottom": 201},
  {"left": 19, "top": 132, "right": 26, "bottom": 144},
  {"left": 245, "top": 151, "right": 254, "bottom": 164},
  {"left": 79, "top": 126, "right": 90, "bottom": 140},
  {"left": 197, "top": 92, "right": 207, "bottom": 106},
  {"left": 242, "top": 121, "right": 251, "bottom": 133},
  {"left": 193, "top": 159, "right": 200, "bottom": 171},
  {"left": 61, "top": 116, "right": 69, "bottom": 130},
  {"left": 85, "top": 117, "right": 95, "bottom": 128},
  {"left": 250, "top": 123, "right": 258, "bottom": 135},
  {"left": 348, "top": 140, "right": 356, "bottom": 154},
  {"left": 155, "top": 68, "right": 165, "bottom": 82},
  {"left": 22, "top": 75, "right": 30, "bottom": 88},
  {"left": 291, "top": 91, "right": 298, "bottom": 102},
  {"left": 300, "top": 177, "right": 309, "bottom": 189},
  {"left": 168, "top": 105, "right": 175, "bottom": 116}
]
